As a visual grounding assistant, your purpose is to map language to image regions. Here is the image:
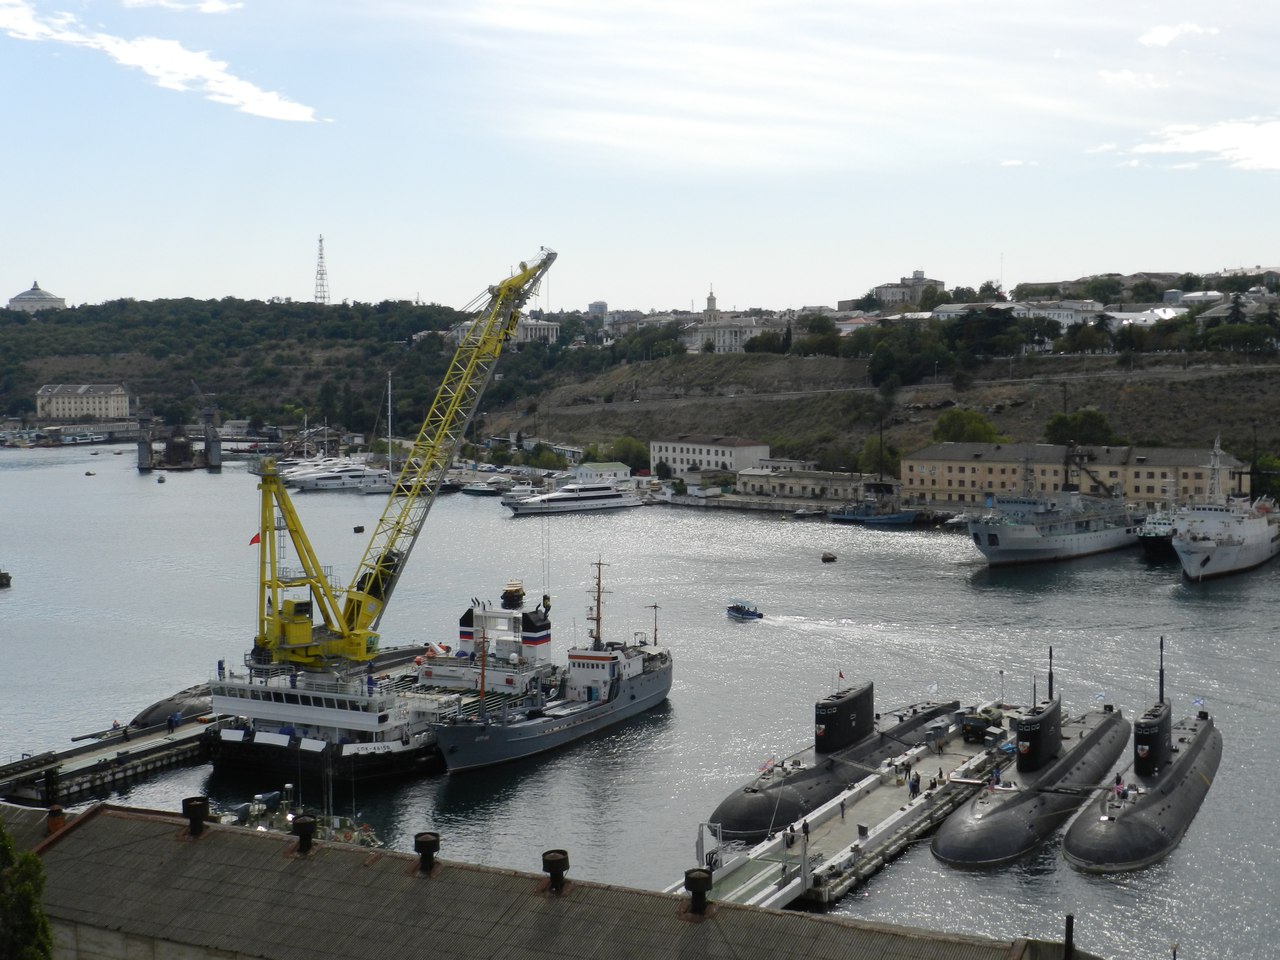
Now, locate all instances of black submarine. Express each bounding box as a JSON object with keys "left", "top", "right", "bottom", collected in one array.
[
  {"left": 1061, "top": 637, "right": 1222, "bottom": 873},
  {"left": 931, "top": 649, "right": 1131, "bottom": 867},
  {"left": 708, "top": 681, "right": 960, "bottom": 844}
]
